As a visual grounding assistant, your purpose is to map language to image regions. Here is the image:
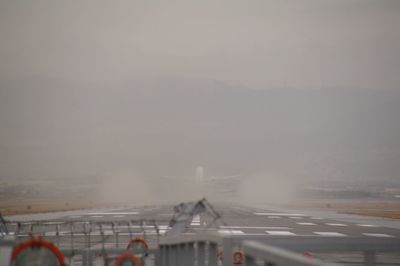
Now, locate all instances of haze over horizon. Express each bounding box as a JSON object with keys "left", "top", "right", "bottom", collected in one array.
[{"left": 1, "top": 1, "right": 400, "bottom": 200}]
